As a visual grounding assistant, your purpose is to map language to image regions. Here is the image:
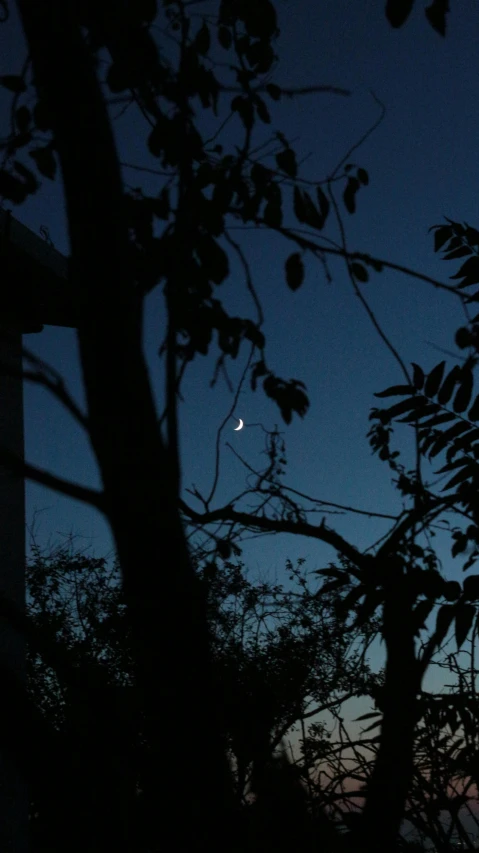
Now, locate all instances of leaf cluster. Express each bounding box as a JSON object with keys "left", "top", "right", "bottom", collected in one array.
[
  {"left": 369, "top": 220, "right": 479, "bottom": 571},
  {"left": 385, "top": 0, "right": 450, "bottom": 36},
  {"left": 0, "top": 3, "right": 374, "bottom": 425}
]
